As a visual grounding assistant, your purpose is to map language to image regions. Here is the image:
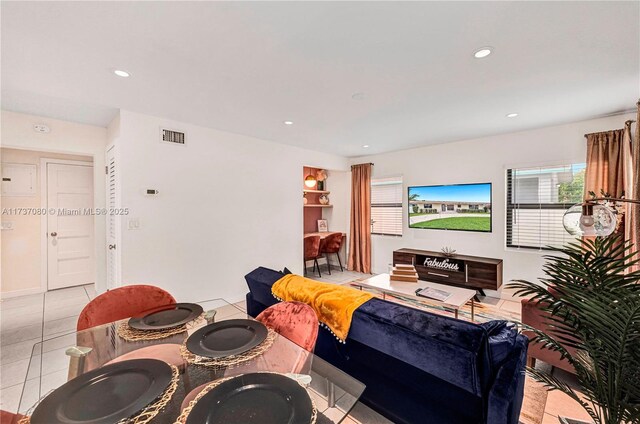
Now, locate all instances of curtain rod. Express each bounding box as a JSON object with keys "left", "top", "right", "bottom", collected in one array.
[
  {"left": 583, "top": 126, "right": 632, "bottom": 138},
  {"left": 351, "top": 163, "right": 374, "bottom": 167}
]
